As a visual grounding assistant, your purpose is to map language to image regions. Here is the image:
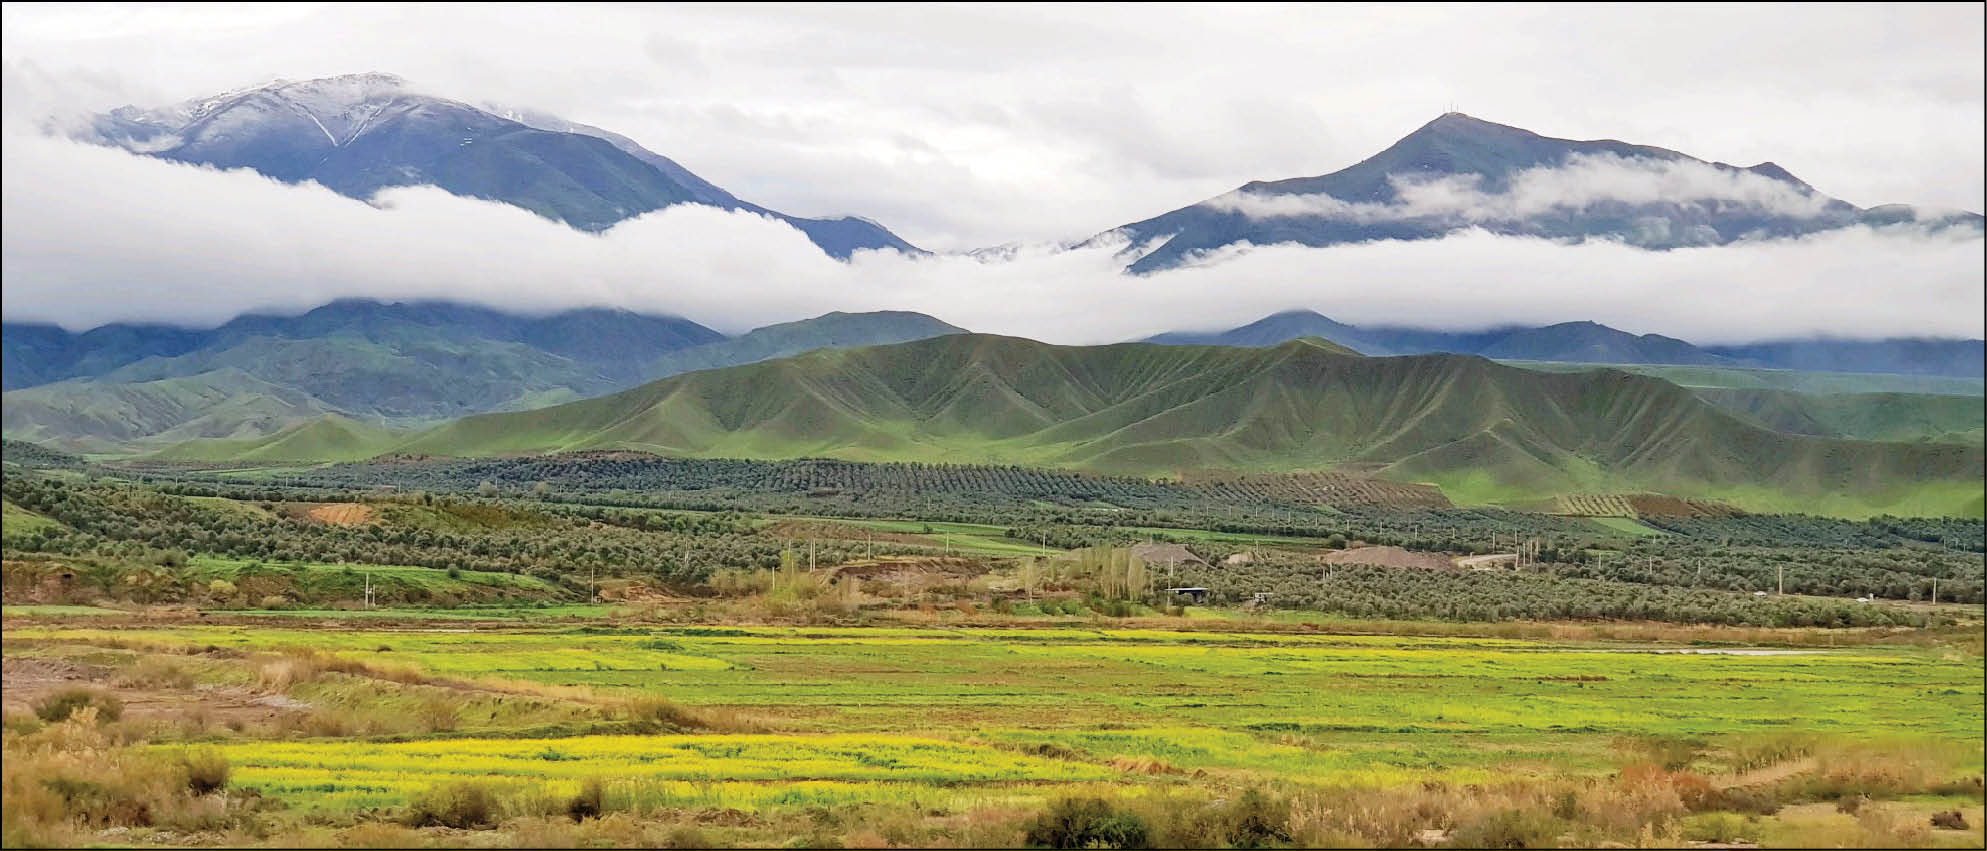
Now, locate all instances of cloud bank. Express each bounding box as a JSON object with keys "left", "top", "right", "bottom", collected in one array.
[
  {"left": 1204, "top": 153, "right": 1842, "bottom": 226},
  {"left": 3, "top": 131, "right": 1981, "bottom": 346},
  {"left": 2, "top": 4, "right": 1980, "bottom": 249}
]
